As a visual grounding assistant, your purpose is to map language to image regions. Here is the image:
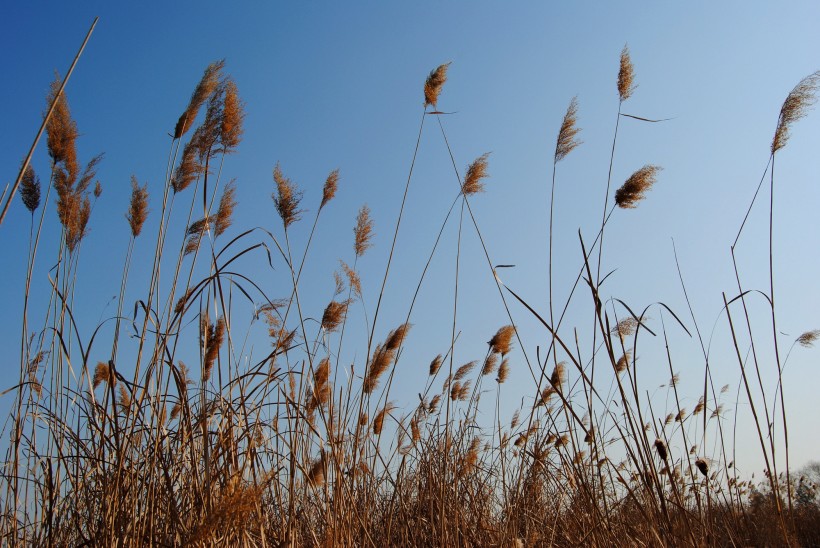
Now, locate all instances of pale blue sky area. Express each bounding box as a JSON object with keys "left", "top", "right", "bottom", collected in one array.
[{"left": 2, "top": 3, "right": 820, "bottom": 474}]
